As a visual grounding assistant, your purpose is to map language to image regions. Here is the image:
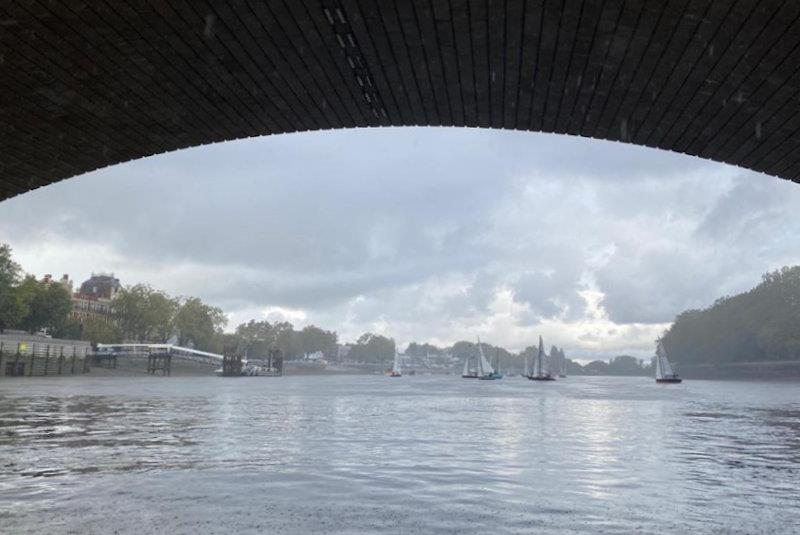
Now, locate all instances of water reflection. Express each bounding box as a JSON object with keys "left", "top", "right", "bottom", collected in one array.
[{"left": 0, "top": 376, "right": 798, "bottom": 534}]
